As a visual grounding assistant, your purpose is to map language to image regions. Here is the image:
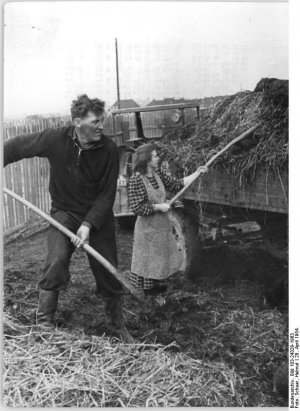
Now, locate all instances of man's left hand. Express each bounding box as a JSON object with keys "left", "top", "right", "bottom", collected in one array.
[{"left": 72, "top": 225, "right": 90, "bottom": 248}]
